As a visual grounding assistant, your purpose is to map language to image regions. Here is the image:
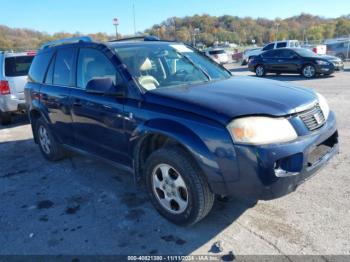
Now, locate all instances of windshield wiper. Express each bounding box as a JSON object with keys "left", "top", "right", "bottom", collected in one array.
[{"left": 180, "top": 53, "right": 211, "bottom": 81}]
